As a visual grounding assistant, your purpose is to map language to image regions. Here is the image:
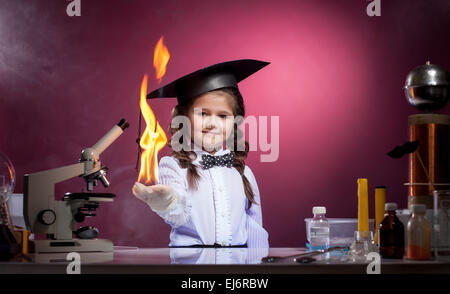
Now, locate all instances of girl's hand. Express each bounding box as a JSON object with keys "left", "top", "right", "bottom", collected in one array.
[{"left": 132, "top": 182, "right": 178, "bottom": 212}]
